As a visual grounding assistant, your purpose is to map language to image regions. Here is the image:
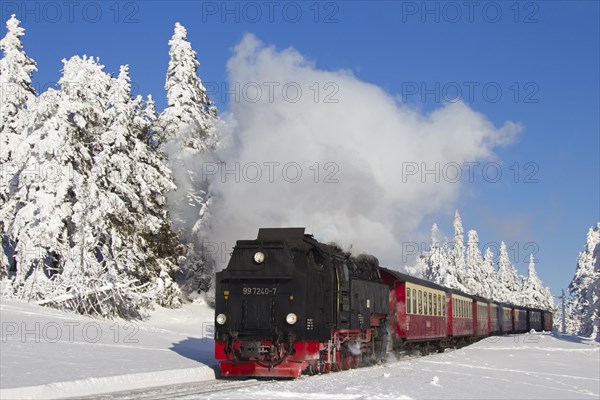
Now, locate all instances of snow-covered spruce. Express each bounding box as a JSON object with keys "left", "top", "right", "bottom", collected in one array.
[
  {"left": 2, "top": 52, "right": 181, "bottom": 316},
  {"left": 567, "top": 222, "right": 600, "bottom": 340},
  {"left": 406, "top": 210, "right": 554, "bottom": 311},
  {"left": 155, "top": 22, "right": 221, "bottom": 302},
  {"left": 495, "top": 241, "right": 523, "bottom": 303},
  {"left": 0, "top": 15, "right": 36, "bottom": 275},
  {"left": 521, "top": 254, "right": 554, "bottom": 310}
]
